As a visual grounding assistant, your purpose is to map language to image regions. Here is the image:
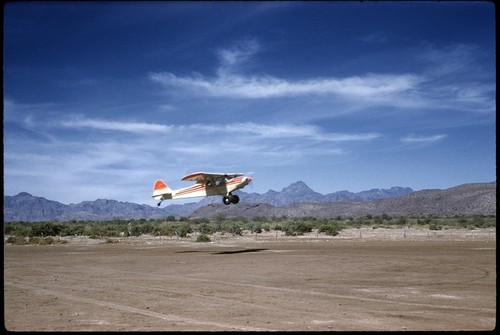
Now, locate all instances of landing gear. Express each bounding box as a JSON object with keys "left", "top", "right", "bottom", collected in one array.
[
  {"left": 231, "top": 194, "right": 240, "bottom": 204},
  {"left": 222, "top": 194, "right": 240, "bottom": 205}
]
